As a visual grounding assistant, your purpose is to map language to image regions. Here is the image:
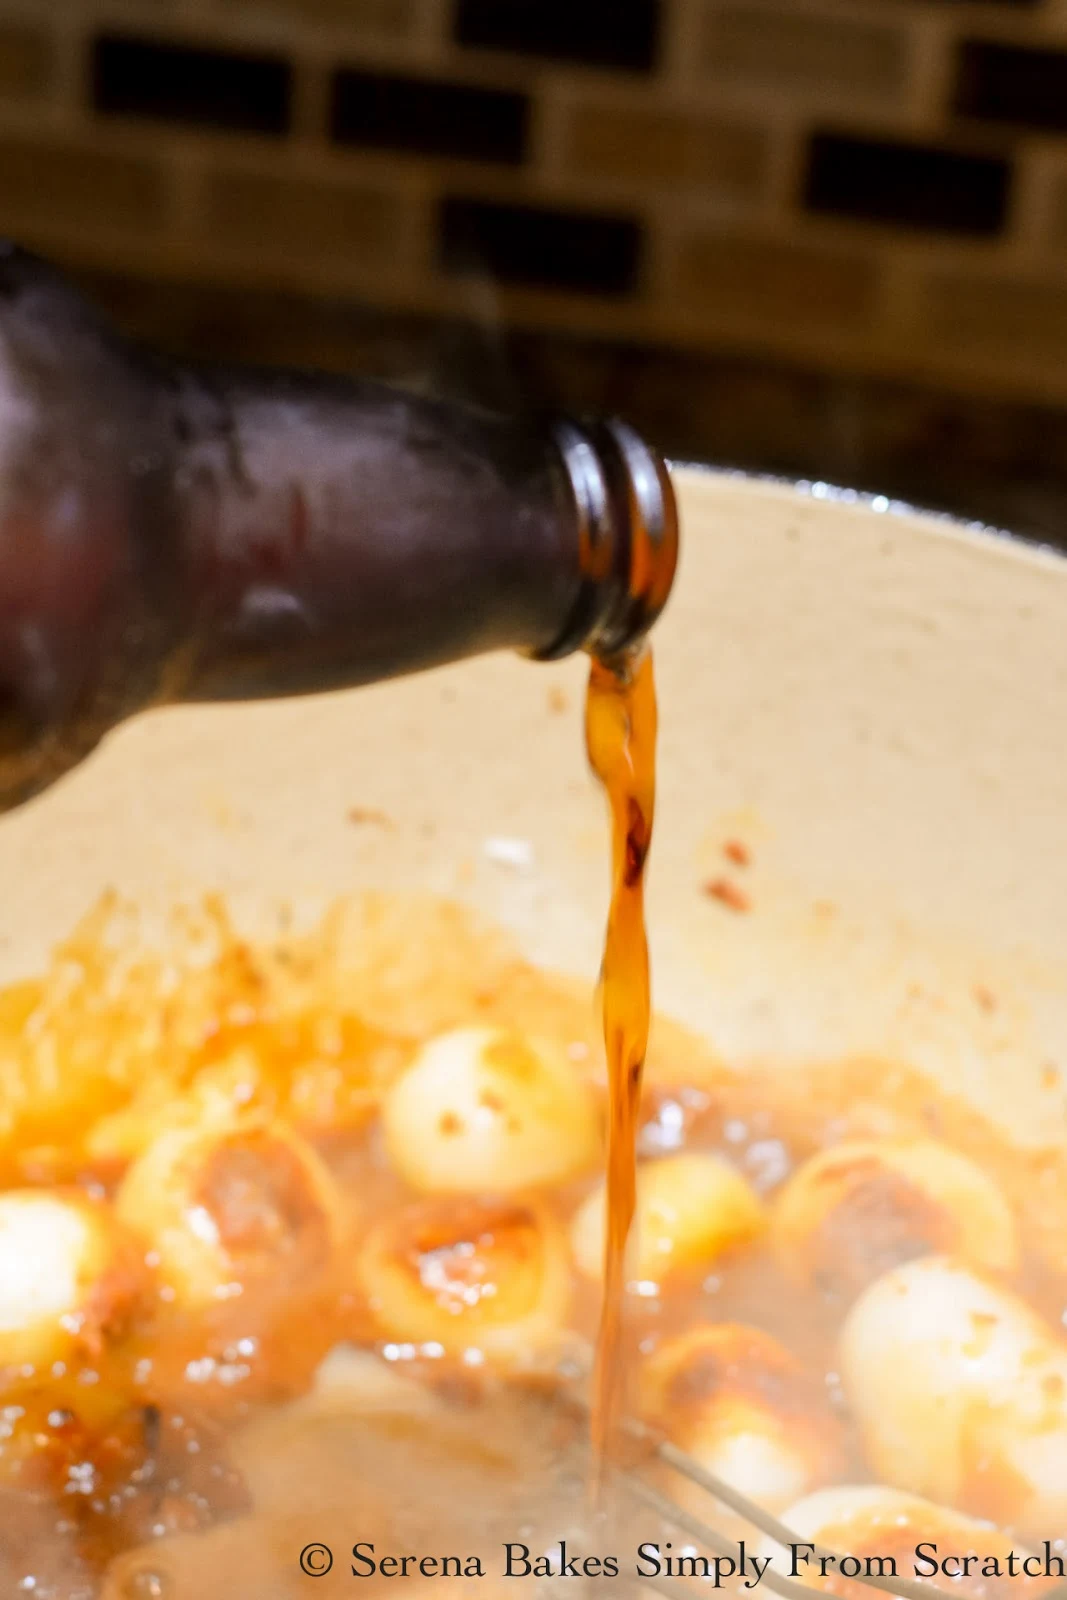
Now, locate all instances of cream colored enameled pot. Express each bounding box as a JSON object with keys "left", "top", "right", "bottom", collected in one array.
[{"left": 0, "top": 468, "right": 1064, "bottom": 1144}]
